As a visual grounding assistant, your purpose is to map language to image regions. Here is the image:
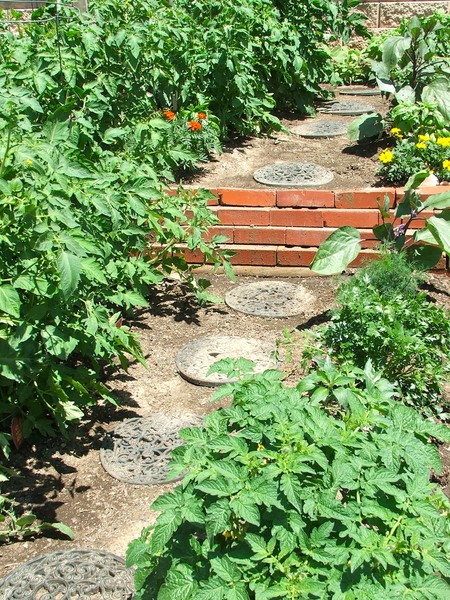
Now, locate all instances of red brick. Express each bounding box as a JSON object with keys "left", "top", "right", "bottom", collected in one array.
[
  {"left": 277, "top": 248, "right": 317, "bottom": 267},
  {"left": 285, "top": 227, "right": 336, "bottom": 247},
  {"left": 229, "top": 245, "right": 277, "bottom": 266},
  {"left": 234, "top": 227, "right": 286, "bottom": 245},
  {"left": 276, "top": 189, "right": 334, "bottom": 208},
  {"left": 270, "top": 208, "right": 323, "bottom": 227},
  {"left": 284, "top": 227, "right": 378, "bottom": 248},
  {"left": 396, "top": 185, "right": 450, "bottom": 204},
  {"left": 202, "top": 226, "right": 234, "bottom": 243},
  {"left": 165, "top": 187, "right": 219, "bottom": 205},
  {"left": 322, "top": 209, "right": 379, "bottom": 228},
  {"left": 219, "top": 188, "right": 276, "bottom": 207},
  {"left": 335, "top": 188, "right": 395, "bottom": 209},
  {"left": 217, "top": 207, "right": 270, "bottom": 226}
]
